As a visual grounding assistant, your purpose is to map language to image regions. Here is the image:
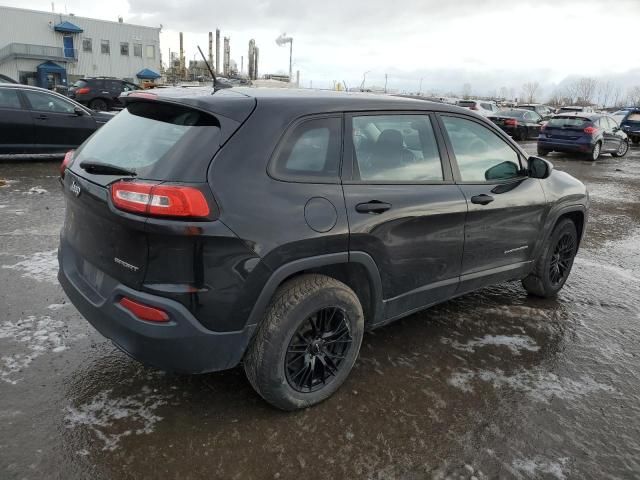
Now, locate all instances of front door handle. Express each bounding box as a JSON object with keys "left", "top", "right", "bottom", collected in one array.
[
  {"left": 355, "top": 201, "right": 392, "bottom": 214},
  {"left": 470, "top": 194, "right": 494, "bottom": 205},
  {"left": 36, "top": 114, "right": 48, "bottom": 120}
]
